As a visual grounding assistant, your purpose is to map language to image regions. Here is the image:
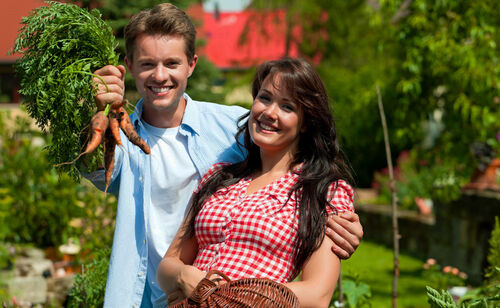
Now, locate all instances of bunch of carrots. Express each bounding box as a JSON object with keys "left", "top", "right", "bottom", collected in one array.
[{"left": 82, "top": 100, "right": 150, "bottom": 191}]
